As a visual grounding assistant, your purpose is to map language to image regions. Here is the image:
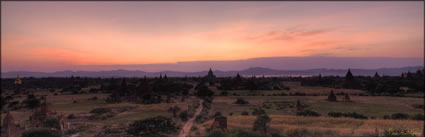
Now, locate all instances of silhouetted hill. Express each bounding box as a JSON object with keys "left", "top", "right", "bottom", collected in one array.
[
  {"left": 4, "top": 56, "right": 423, "bottom": 72},
  {"left": 2, "top": 66, "right": 423, "bottom": 78}
]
